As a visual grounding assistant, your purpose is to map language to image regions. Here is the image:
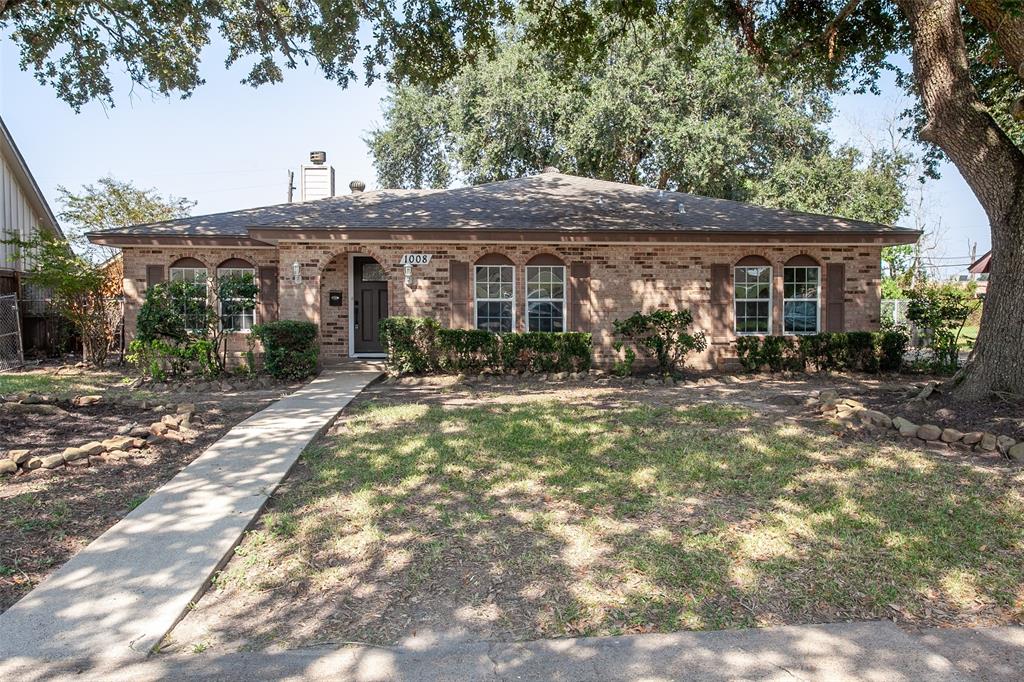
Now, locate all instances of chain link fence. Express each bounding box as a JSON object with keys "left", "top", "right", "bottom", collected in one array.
[{"left": 0, "top": 294, "right": 24, "bottom": 372}]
